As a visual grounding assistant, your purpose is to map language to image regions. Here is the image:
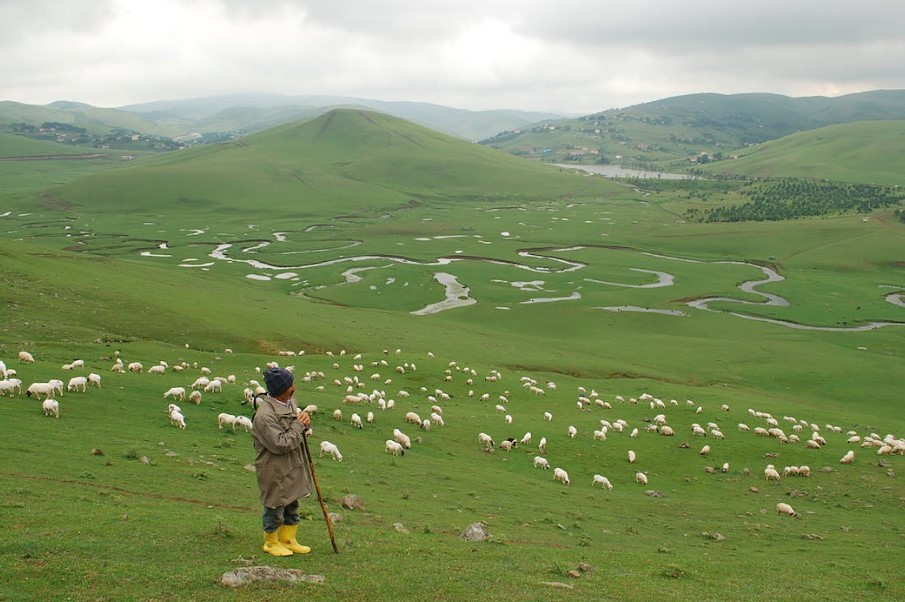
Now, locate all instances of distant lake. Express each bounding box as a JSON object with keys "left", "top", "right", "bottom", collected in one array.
[{"left": 554, "top": 164, "right": 695, "bottom": 180}]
